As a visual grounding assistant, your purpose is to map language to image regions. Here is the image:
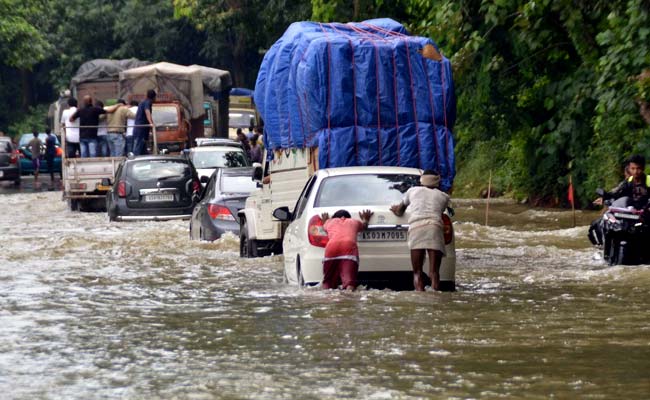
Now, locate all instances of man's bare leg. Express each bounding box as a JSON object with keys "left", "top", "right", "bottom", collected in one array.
[
  {"left": 427, "top": 249, "right": 442, "bottom": 290},
  {"left": 410, "top": 249, "right": 426, "bottom": 291}
]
